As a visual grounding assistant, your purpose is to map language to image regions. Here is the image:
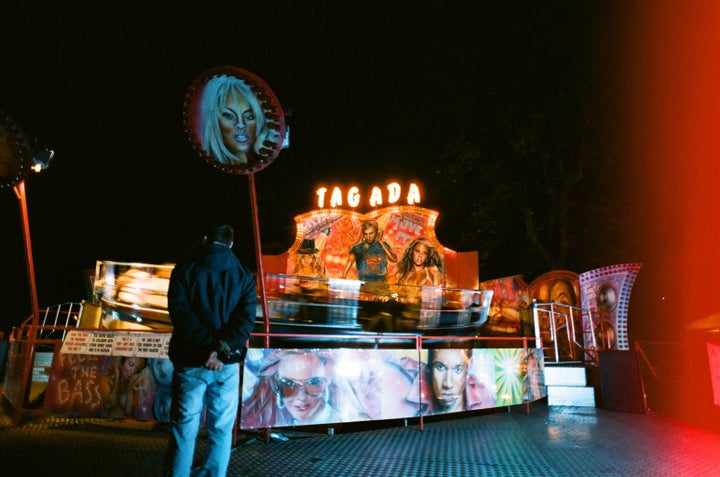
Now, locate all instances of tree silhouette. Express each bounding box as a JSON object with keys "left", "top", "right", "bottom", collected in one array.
[{"left": 433, "top": 87, "right": 631, "bottom": 281}]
